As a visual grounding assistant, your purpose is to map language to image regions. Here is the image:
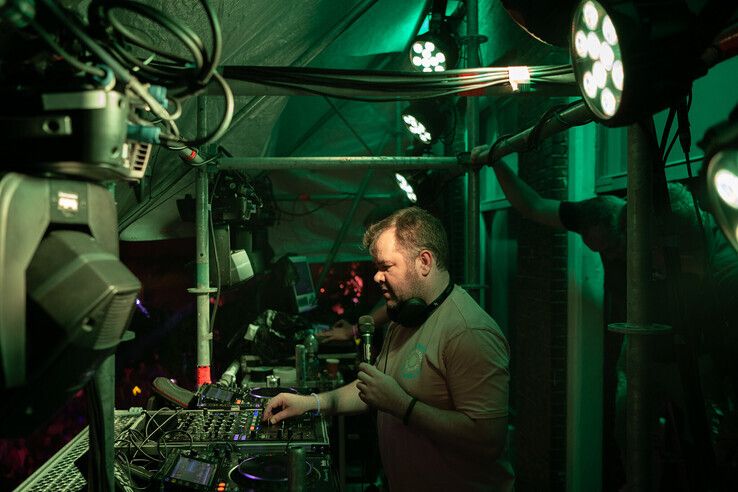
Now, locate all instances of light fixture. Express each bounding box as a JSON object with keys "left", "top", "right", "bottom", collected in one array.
[
  {"left": 569, "top": 0, "right": 704, "bottom": 126},
  {"left": 396, "top": 173, "right": 418, "bottom": 203},
  {"left": 401, "top": 98, "right": 455, "bottom": 145},
  {"left": 394, "top": 170, "right": 450, "bottom": 206},
  {"left": 409, "top": 0, "right": 460, "bottom": 72},
  {"left": 702, "top": 105, "right": 738, "bottom": 251}
]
